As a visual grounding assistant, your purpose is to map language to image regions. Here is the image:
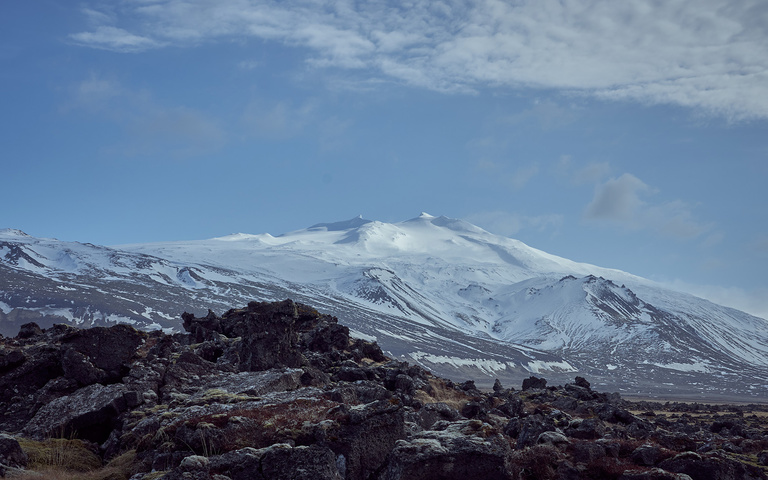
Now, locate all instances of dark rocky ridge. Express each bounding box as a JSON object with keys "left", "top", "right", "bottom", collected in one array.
[{"left": 0, "top": 299, "right": 765, "bottom": 479}]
